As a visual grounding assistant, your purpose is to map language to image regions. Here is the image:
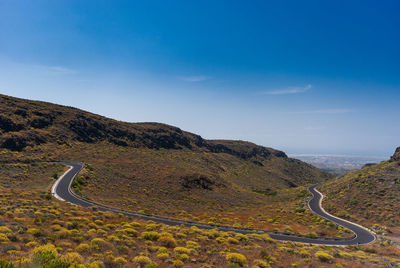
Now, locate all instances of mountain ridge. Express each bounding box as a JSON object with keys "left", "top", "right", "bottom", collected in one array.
[
  {"left": 0, "top": 93, "right": 286, "bottom": 161},
  {"left": 0, "top": 93, "right": 334, "bottom": 230}
]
